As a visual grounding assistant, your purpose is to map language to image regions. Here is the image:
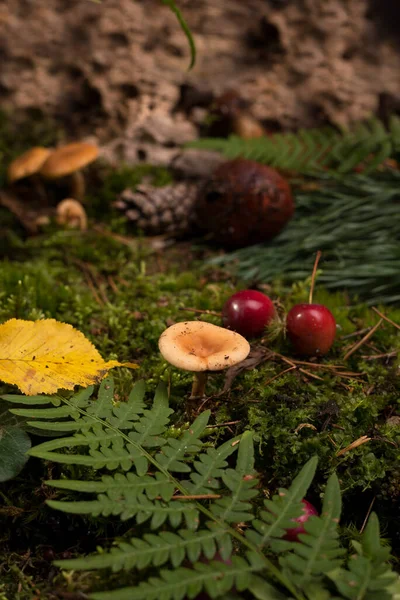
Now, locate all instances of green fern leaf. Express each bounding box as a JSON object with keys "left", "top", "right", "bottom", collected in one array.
[
  {"left": 211, "top": 431, "right": 258, "bottom": 522},
  {"left": 246, "top": 456, "right": 318, "bottom": 549},
  {"left": 248, "top": 574, "right": 290, "bottom": 599},
  {"left": 47, "top": 471, "right": 175, "bottom": 501},
  {"left": 54, "top": 527, "right": 231, "bottom": 572},
  {"left": 89, "top": 552, "right": 265, "bottom": 600},
  {"left": 155, "top": 410, "right": 210, "bottom": 472},
  {"left": 280, "top": 473, "right": 346, "bottom": 587},
  {"left": 189, "top": 118, "right": 400, "bottom": 175},
  {"left": 1, "top": 393, "right": 63, "bottom": 406},
  {"left": 48, "top": 494, "right": 199, "bottom": 529},
  {"left": 328, "top": 513, "right": 397, "bottom": 600},
  {"left": 27, "top": 380, "right": 172, "bottom": 475},
  {"left": 184, "top": 435, "right": 241, "bottom": 494}
]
